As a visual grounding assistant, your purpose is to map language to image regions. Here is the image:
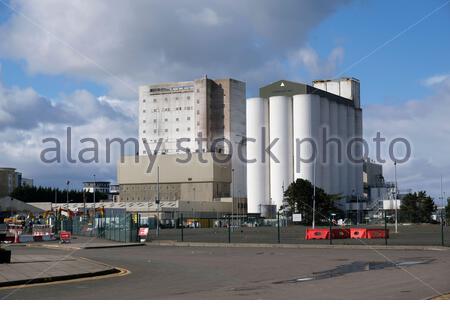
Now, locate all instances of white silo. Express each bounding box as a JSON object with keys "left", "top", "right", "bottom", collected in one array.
[
  {"left": 329, "top": 101, "right": 340, "bottom": 195},
  {"left": 347, "top": 106, "right": 356, "bottom": 195},
  {"left": 354, "top": 108, "right": 364, "bottom": 195},
  {"left": 246, "top": 98, "right": 270, "bottom": 214},
  {"left": 269, "top": 96, "right": 293, "bottom": 210},
  {"left": 319, "top": 97, "right": 330, "bottom": 193},
  {"left": 338, "top": 103, "right": 348, "bottom": 196},
  {"left": 293, "top": 94, "right": 320, "bottom": 186}
]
